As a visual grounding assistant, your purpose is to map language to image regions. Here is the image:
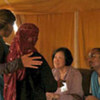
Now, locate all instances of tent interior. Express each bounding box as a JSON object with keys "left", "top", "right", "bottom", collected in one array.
[{"left": 0, "top": 0, "right": 100, "bottom": 69}]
